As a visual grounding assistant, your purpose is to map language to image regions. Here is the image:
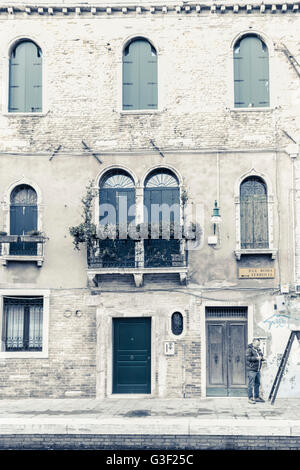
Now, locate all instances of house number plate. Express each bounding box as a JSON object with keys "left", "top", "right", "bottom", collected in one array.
[{"left": 164, "top": 342, "right": 175, "bottom": 356}]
